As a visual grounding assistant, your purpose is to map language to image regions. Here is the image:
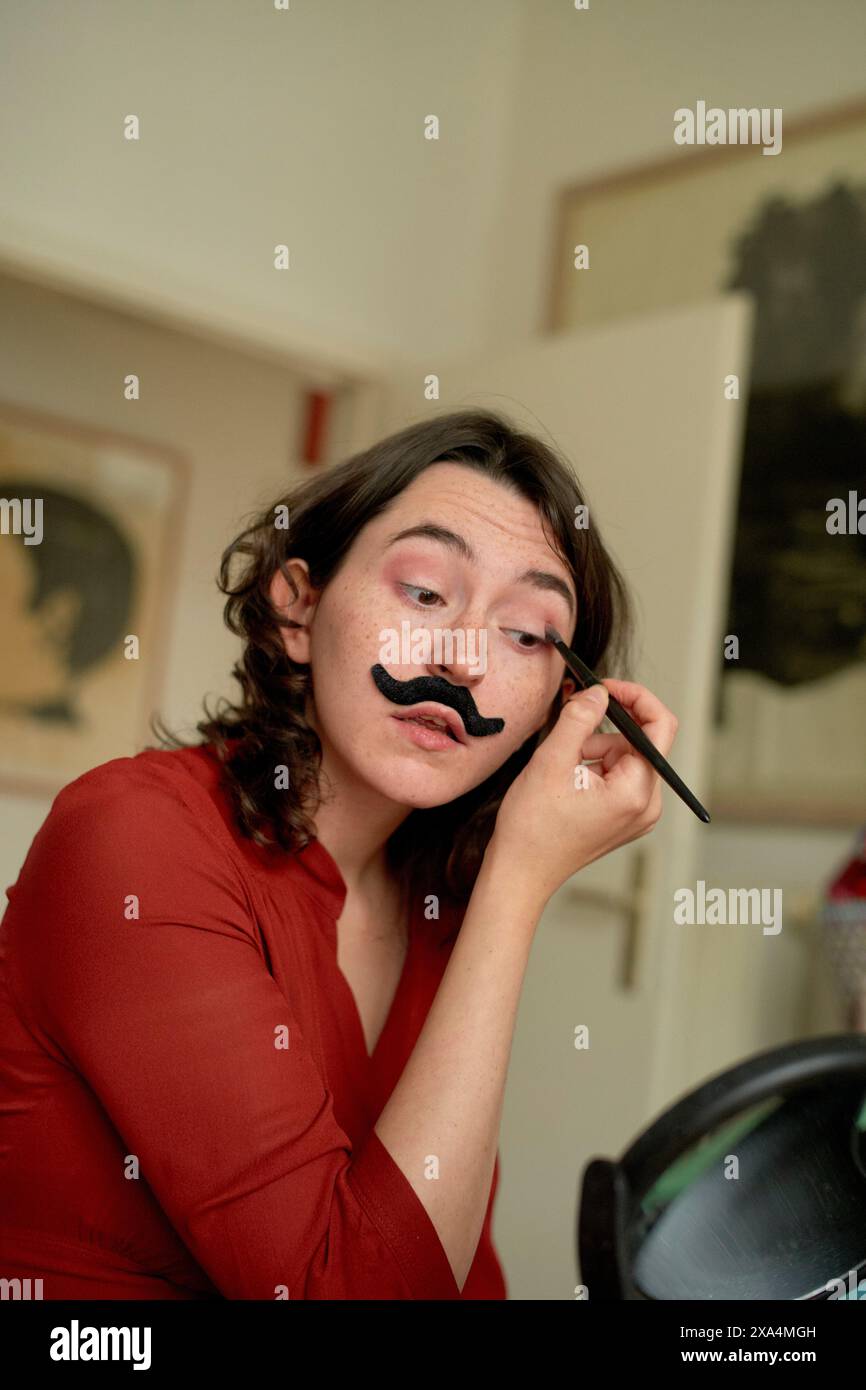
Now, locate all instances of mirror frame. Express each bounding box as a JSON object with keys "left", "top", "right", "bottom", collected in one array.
[{"left": 578, "top": 1033, "right": 866, "bottom": 1300}]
